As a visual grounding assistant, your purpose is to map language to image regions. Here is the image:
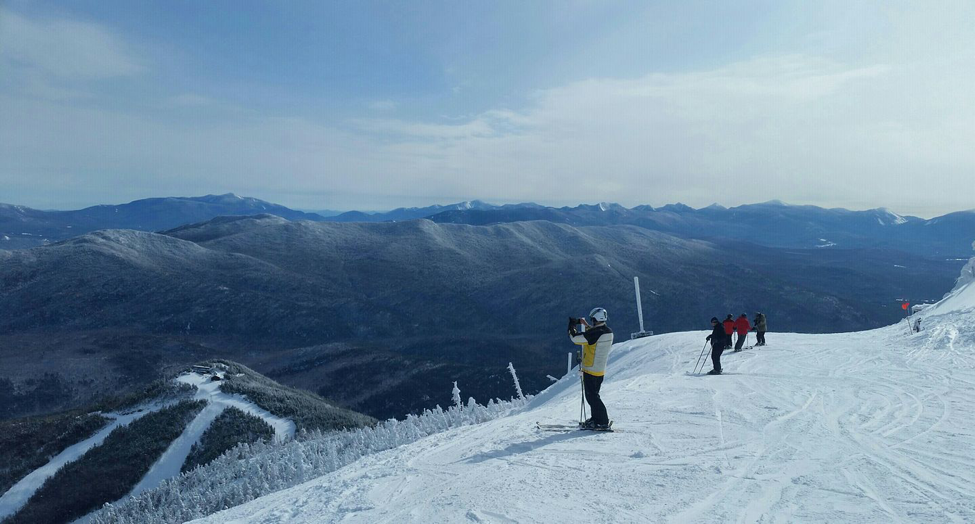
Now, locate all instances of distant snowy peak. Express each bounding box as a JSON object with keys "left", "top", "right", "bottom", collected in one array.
[
  {"left": 195, "top": 193, "right": 247, "bottom": 204},
  {"left": 454, "top": 200, "right": 494, "bottom": 211},
  {"left": 0, "top": 203, "right": 31, "bottom": 213},
  {"left": 888, "top": 211, "right": 908, "bottom": 225},
  {"left": 658, "top": 202, "right": 694, "bottom": 213},
  {"left": 873, "top": 208, "right": 909, "bottom": 226},
  {"left": 593, "top": 202, "right": 625, "bottom": 212}
]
